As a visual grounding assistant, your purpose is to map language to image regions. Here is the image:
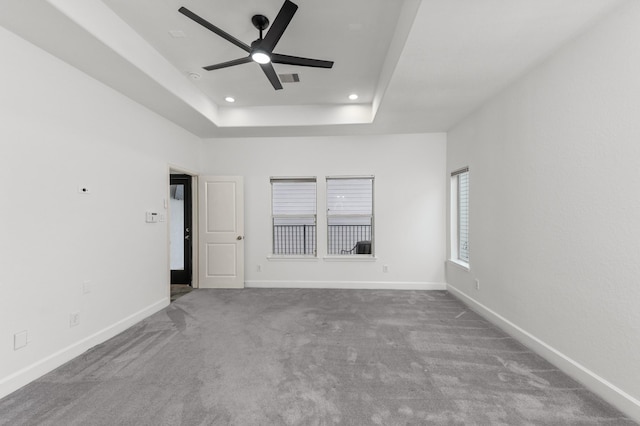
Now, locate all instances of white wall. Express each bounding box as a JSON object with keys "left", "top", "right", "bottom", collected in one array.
[
  {"left": 446, "top": 1, "right": 640, "bottom": 420},
  {"left": 200, "top": 134, "right": 447, "bottom": 289},
  {"left": 0, "top": 26, "right": 201, "bottom": 398}
]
